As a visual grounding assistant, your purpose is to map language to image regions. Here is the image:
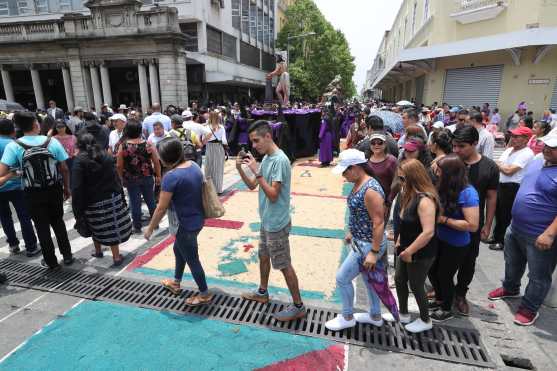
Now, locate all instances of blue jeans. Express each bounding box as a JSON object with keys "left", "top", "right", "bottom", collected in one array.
[
  {"left": 174, "top": 228, "right": 208, "bottom": 294},
  {"left": 336, "top": 237, "right": 386, "bottom": 317},
  {"left": 0, "top": 190, "right": 38, "bottom": 250},
  {"left": 126, "top": 176, "right": 156, "bottom": 229},
  {"left": 503, "top": 226, "right": 557, "bottom": 313}
]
